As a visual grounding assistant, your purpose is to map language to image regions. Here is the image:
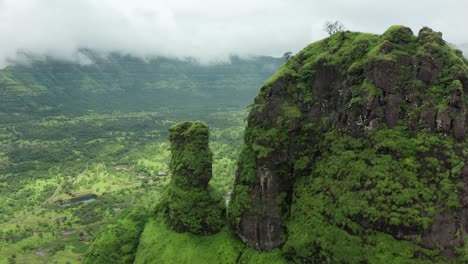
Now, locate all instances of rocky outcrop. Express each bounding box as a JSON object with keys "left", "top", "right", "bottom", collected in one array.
[
  {"left": 161, "top": 121, "right": 224, "bottom": 235},
  {"left": 229, "top": 25, "right": 467, "bottom": 261},
  {"left": 168, "top": 121, "right": 213, "bottom": 189}
]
